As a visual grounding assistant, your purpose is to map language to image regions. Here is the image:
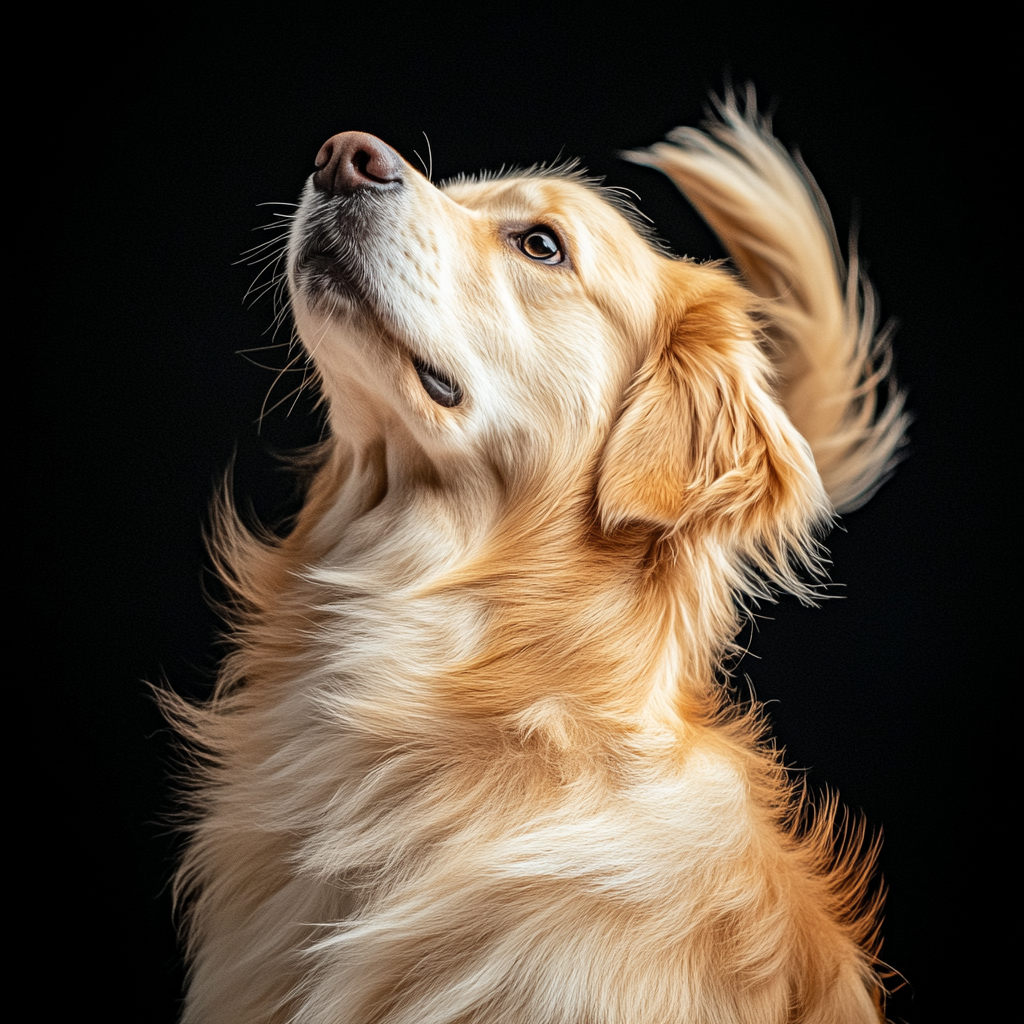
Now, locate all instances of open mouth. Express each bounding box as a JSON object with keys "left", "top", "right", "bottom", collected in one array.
[{"left": 412, "top": 356, "right": 463, "bottom": 408}]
